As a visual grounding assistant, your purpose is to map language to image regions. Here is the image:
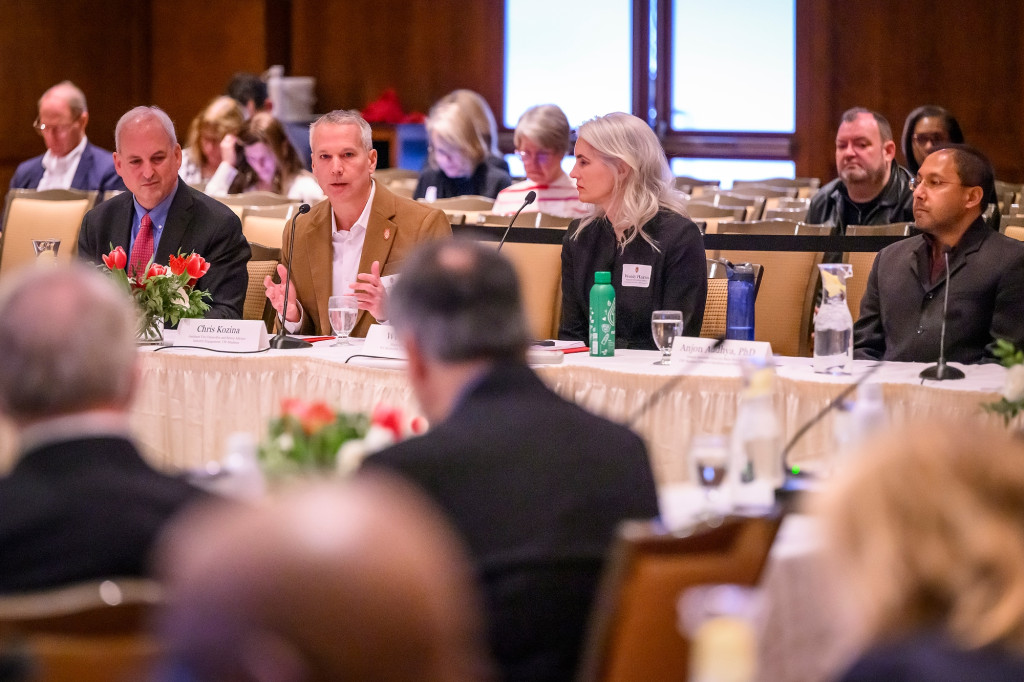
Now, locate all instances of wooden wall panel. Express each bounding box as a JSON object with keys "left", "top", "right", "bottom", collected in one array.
[
  {"left": 291, "top": 0, "right": 505, "bottom": 120},
  {"left": 150, "top": 0, "right": 267, "bottom": 141},
  {"left": 0, "top": 1, "right": 149, "bottom": 190}
]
